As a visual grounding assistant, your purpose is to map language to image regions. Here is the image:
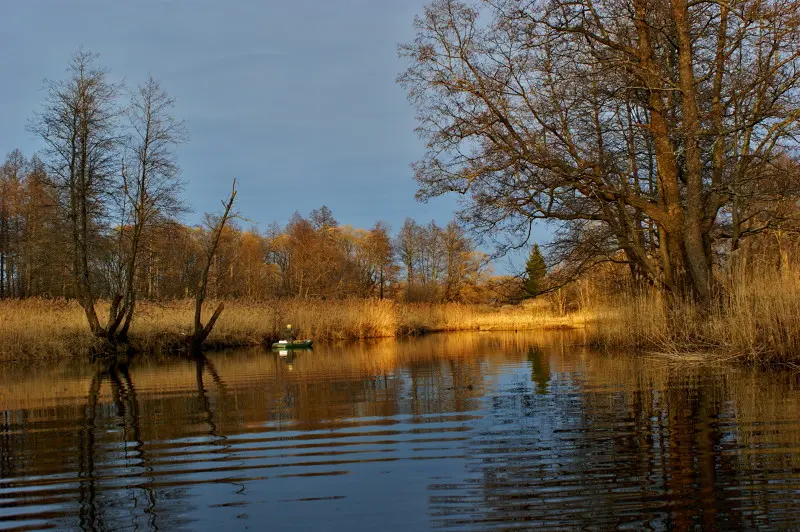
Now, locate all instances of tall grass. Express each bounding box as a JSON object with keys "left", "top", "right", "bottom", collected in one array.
[
  {"left": 0, "top": 297, "right": 587, "bottom": 361},
  {"left": 591, "top": 262, "right": 800, "bottom": 363},
  {"left": 399, "top": 298, "right": 588, "bottom": 333},
  {"left": 5, "top": 262, "right": 796, "bottom": 364}
]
